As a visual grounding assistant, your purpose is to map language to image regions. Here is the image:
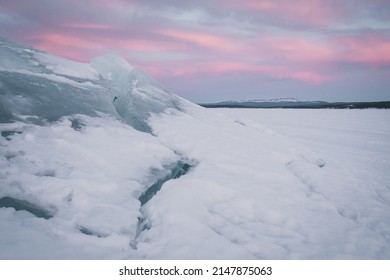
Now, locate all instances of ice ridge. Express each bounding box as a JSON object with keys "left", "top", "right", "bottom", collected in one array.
[{"left": 1, "top": 36, "right": 187, "bottom": 133}]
